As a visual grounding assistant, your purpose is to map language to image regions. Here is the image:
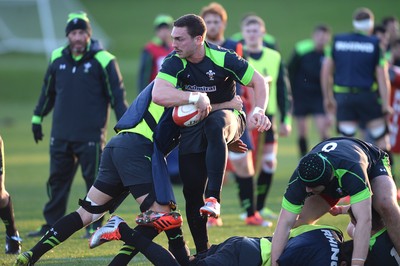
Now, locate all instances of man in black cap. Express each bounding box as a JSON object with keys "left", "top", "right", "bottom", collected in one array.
[
  {"left": 28, "top": 11, "right": 128, "bottom": 238},
  {"left": 269, "top": 137, "right": 400, "bottom": 266}
]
